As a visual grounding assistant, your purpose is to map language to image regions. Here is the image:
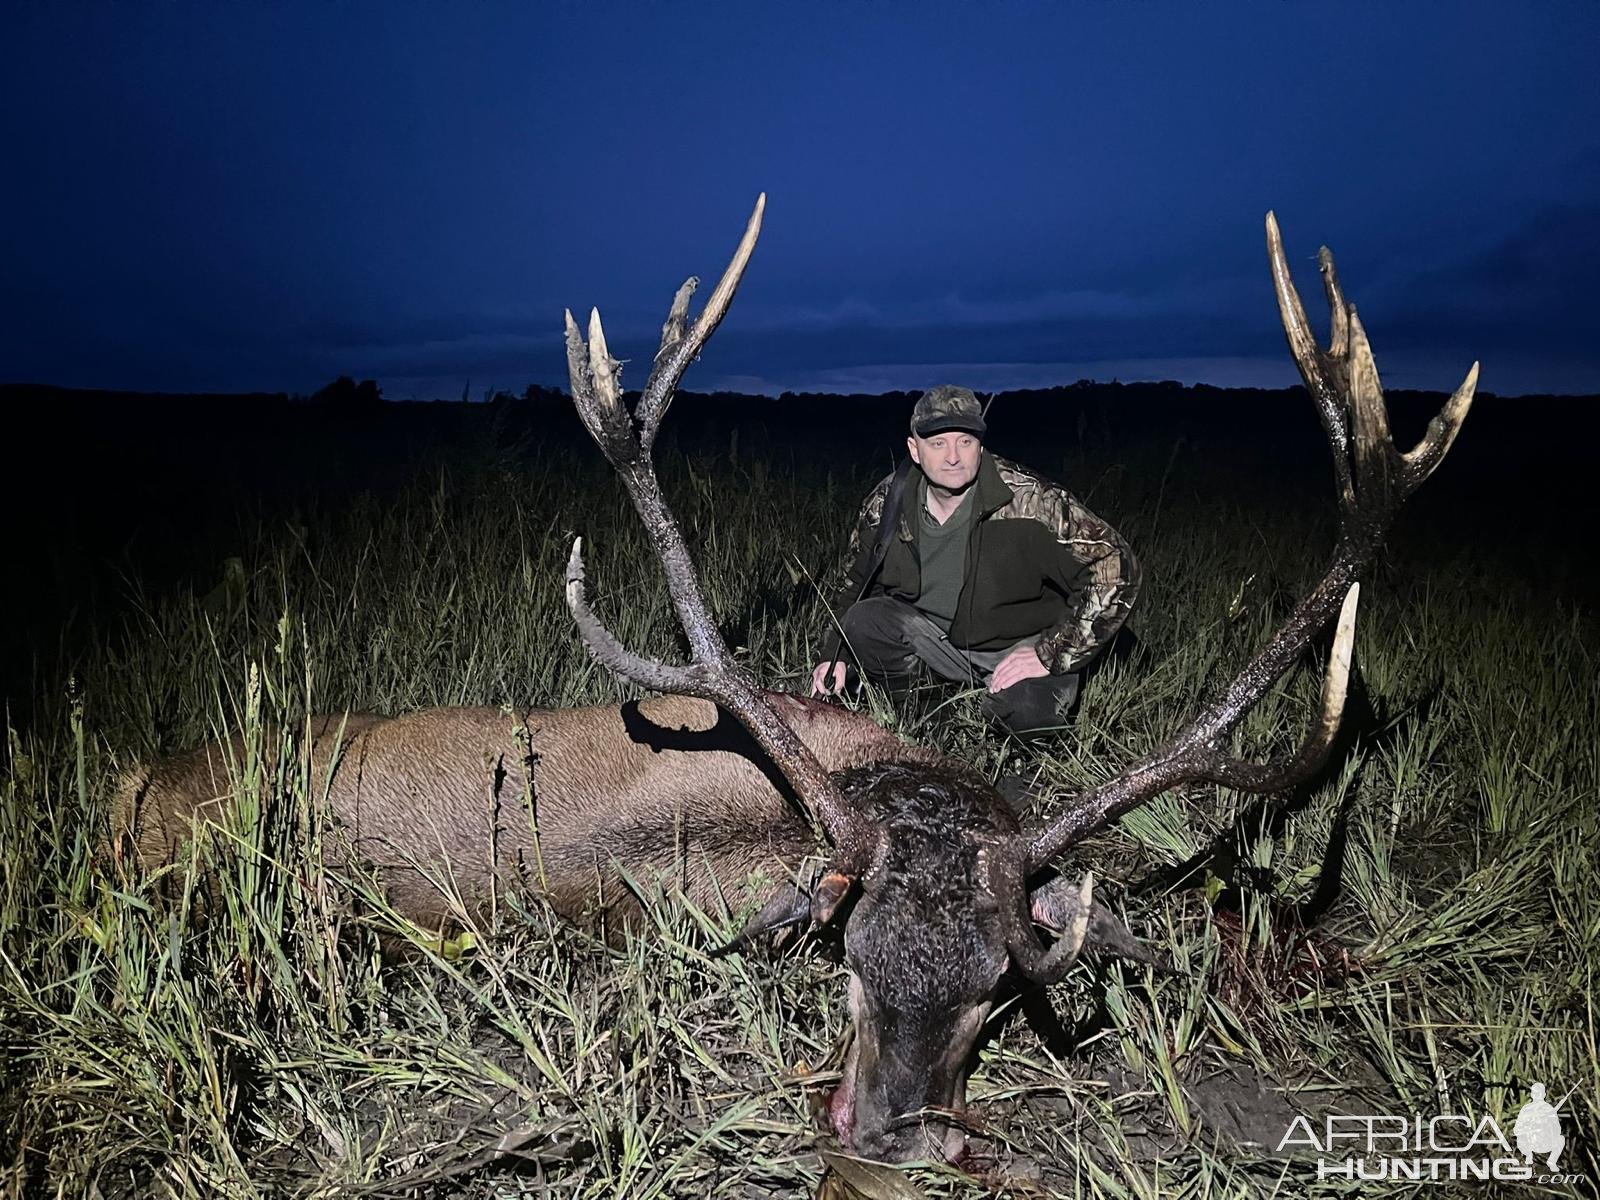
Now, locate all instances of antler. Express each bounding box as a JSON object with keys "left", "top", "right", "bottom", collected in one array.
[
  {"left": 562, "top": 194, "right": 877, "bottom": 893},
  {"left": 1025, "top": 212, "right": 1477, "bottom": 870}
]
